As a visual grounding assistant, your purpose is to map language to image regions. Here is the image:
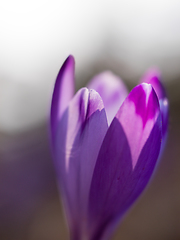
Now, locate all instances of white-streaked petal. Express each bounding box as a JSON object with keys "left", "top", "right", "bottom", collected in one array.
[
  {"left": 88, "top": 83, "right": 162, "bottom": 240},
  {"left": 117, "top": 83, "right": 160, "bottom": 168},
  {"left": 54, "top": 88, "right": 108, "bottom": 239}
]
